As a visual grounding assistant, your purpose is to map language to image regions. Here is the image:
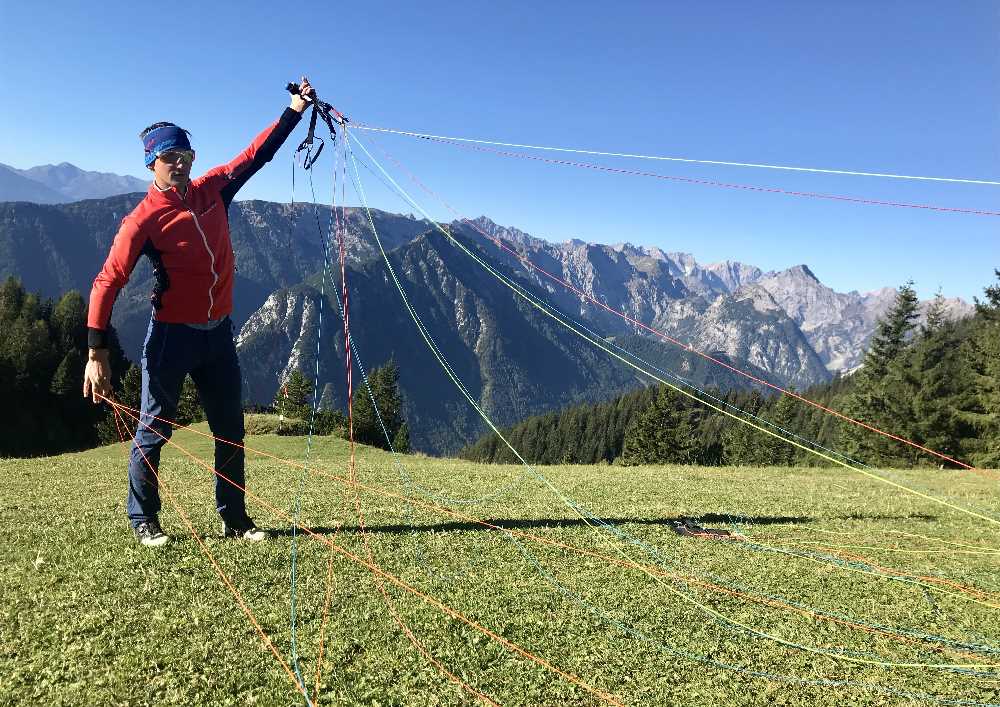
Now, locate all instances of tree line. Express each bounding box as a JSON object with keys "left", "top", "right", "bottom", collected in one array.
[
  {"left": 0, "top": 277, "right": 127, "bottom": 456},
  {"left": 272, "top": 363, "right": 409, "bottom": 452},
  {"left": 461, "top": 272, "right": 1000, "bottom": 469}
]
